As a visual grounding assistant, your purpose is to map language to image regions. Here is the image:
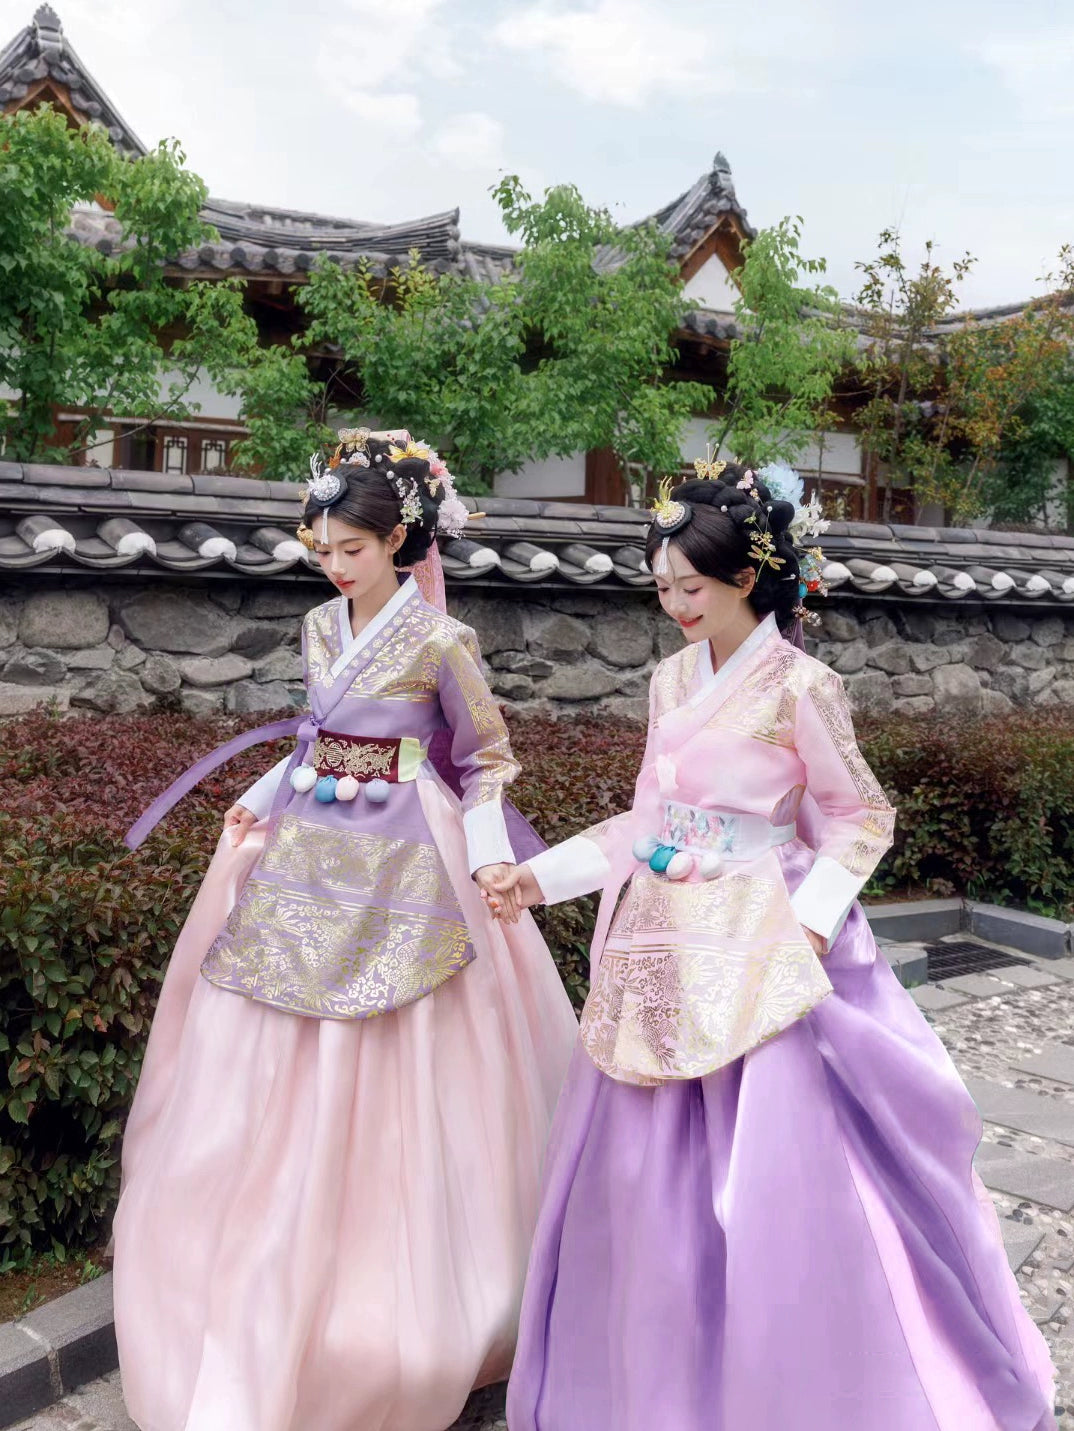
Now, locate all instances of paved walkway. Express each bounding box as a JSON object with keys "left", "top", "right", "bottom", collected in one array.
[{"left": 14, "top": 937, "right": 1074, "bottom": 1429}]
